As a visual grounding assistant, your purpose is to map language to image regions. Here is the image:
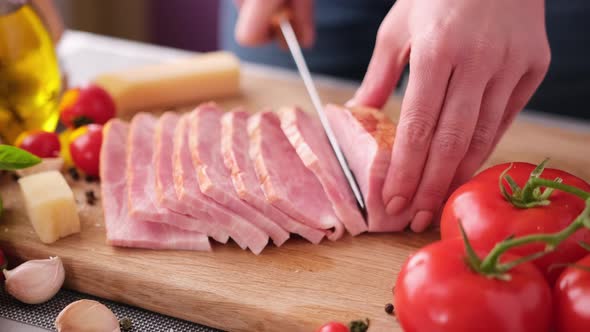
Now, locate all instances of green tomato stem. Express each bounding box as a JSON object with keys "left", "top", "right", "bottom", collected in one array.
[
  {"left": 525, "top": 178, "right": 590, "bottom": 201},
  {"left": 472, "top": 160, "right": 590, "bottom": 276},
  {"left": 479, "top": 197, "right": 590, "bottom": 273}
]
